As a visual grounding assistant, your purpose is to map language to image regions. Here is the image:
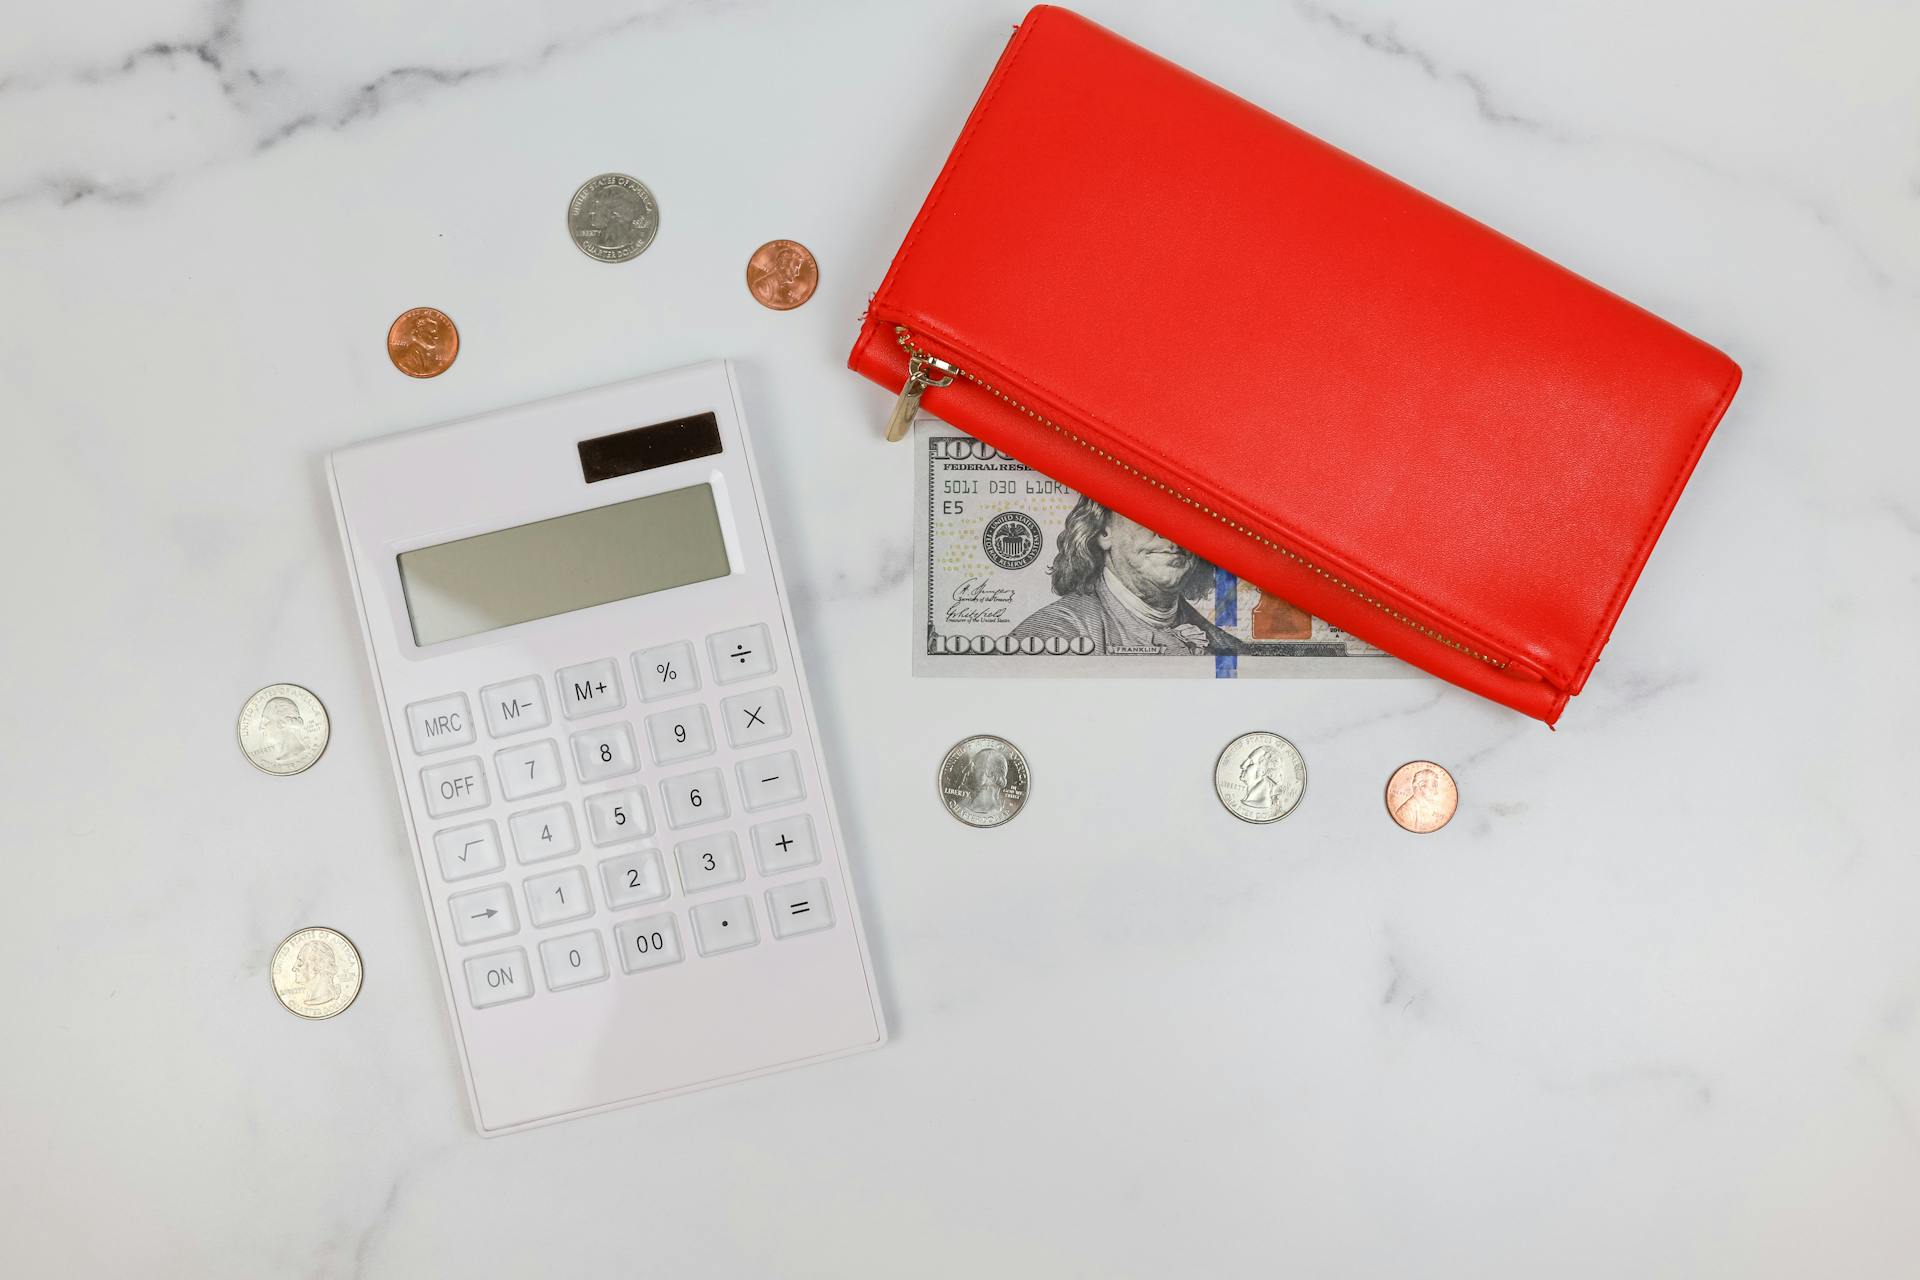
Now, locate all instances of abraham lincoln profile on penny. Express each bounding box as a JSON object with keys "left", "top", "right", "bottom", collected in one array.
[
  {"left": 1386, "top": 761, "right": 1459, "bottom": 833},
  {"left": 386, "top": 308, "right": 458, "bottom": 378},
  {"left": 1009, "top": 497, "right": 1242, "bottom": 655},
  {"left": 746, "top": 240, "right": 819, "bottom": 310}
]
